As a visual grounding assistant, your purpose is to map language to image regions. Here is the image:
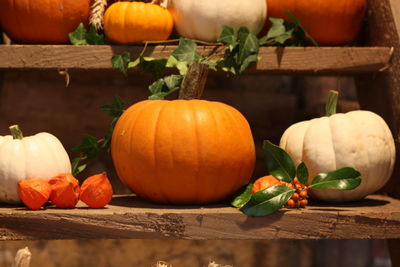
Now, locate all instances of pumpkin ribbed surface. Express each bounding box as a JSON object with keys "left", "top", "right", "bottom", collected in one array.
[
  {"left": 111, "top": 100, "right": 256, "bottom": 204},
  {"left": 266, "top": 0, "right": 366, "bottom": 45},
  {"left": 0, "top": 0, "right": 91, "bottom": 43},
  {"left": 0, "top": 133, "right": 71, "bottom": 203},
  {"left": 104, "top": 2, "right": 173, "bottom": 43},
  {"left": 280, "top": 111, "right": 396, "bottom": 202}
]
